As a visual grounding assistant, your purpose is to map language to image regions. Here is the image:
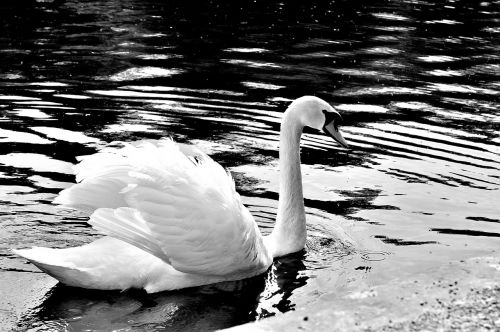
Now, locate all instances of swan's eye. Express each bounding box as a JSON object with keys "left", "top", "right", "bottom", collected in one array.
[
  {"left": 334, "top": 113, "right": 343, "bottom": 129},
  {"left": 322, "top": 110, "right": 342, "bottom": 129}
]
